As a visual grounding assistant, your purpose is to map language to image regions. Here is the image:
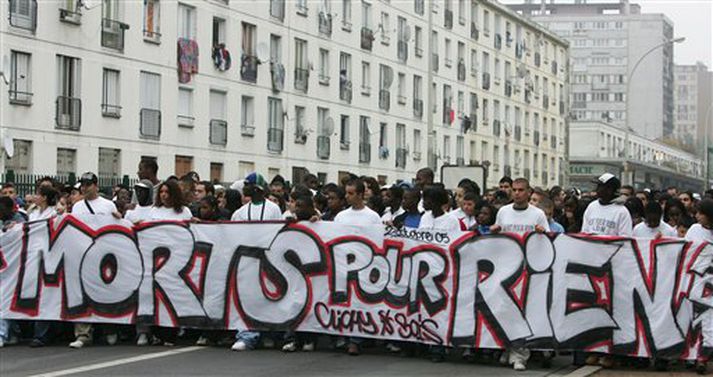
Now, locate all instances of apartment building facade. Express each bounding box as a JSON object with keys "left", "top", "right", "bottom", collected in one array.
[
  {"left": 1, "top": 0, "right": 568, "bottom": 188},
  {"left": 673, "top": 63, "right": 713, "bottom": 152}
]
